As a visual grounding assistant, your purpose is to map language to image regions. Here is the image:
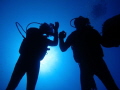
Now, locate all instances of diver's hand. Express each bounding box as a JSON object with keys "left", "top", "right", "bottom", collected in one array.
[
  {"left": 59, "top": 31, "right": 66, "bottom": 39},
  {"left": 54, "top": 22, "right": 59, "bottom": 31}
]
